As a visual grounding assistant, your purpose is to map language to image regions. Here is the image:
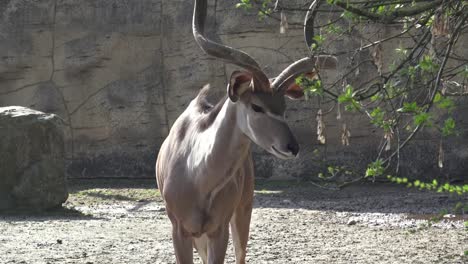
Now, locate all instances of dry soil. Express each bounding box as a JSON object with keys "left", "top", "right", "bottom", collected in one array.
[{"left": 0, "top": 179, "right": 467, "bottom": 264}]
